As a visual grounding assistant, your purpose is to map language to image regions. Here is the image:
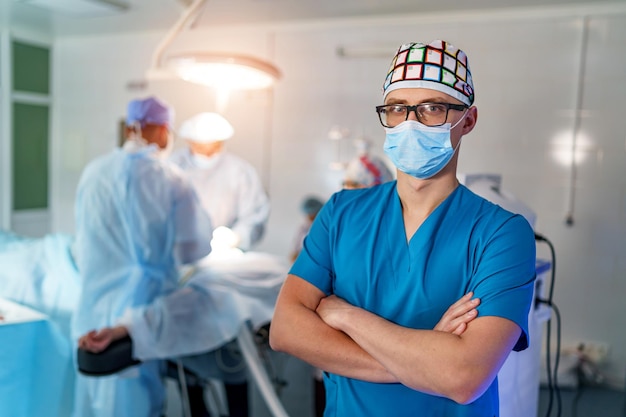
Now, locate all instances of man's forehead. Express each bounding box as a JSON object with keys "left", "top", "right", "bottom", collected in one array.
[{"left": 384, "top": 88, "right": 461, "bottom": 104}]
